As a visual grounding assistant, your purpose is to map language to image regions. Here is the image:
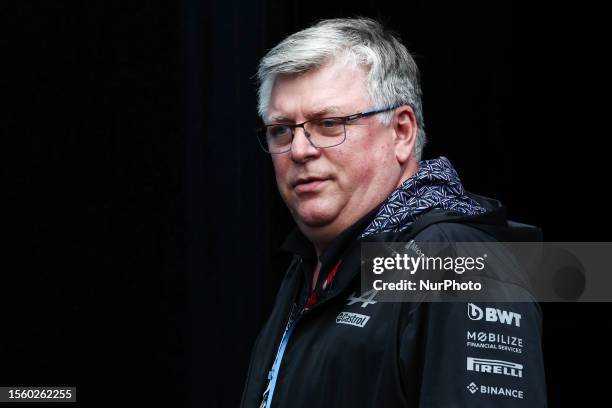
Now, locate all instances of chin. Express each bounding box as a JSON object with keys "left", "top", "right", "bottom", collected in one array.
[{"left": 293, "top": 200, "right": 339, "bottom": 228}]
